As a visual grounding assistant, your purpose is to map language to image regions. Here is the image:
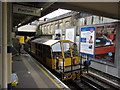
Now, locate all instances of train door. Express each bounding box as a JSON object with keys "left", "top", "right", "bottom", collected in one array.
[
  {"left": 62, "top": 42, "right": 79, "bottom": 67},
  {"left": 62, "top": 42, "right": 71, "bottom": 67},
  {"left": 61, "top": 42, "right": 81, "bottom": 80},
  {"left": 60, "top": 42, "right": 74, "bottom": 80},
  {"left": 62, "top": 42, "right": 79, "bottom": 70},
  {"left": 51, "top": 42, "right": 62, "bottom": 69},
  {"left": 61, "top": 42, "right": 72, "bottom": 74}
]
